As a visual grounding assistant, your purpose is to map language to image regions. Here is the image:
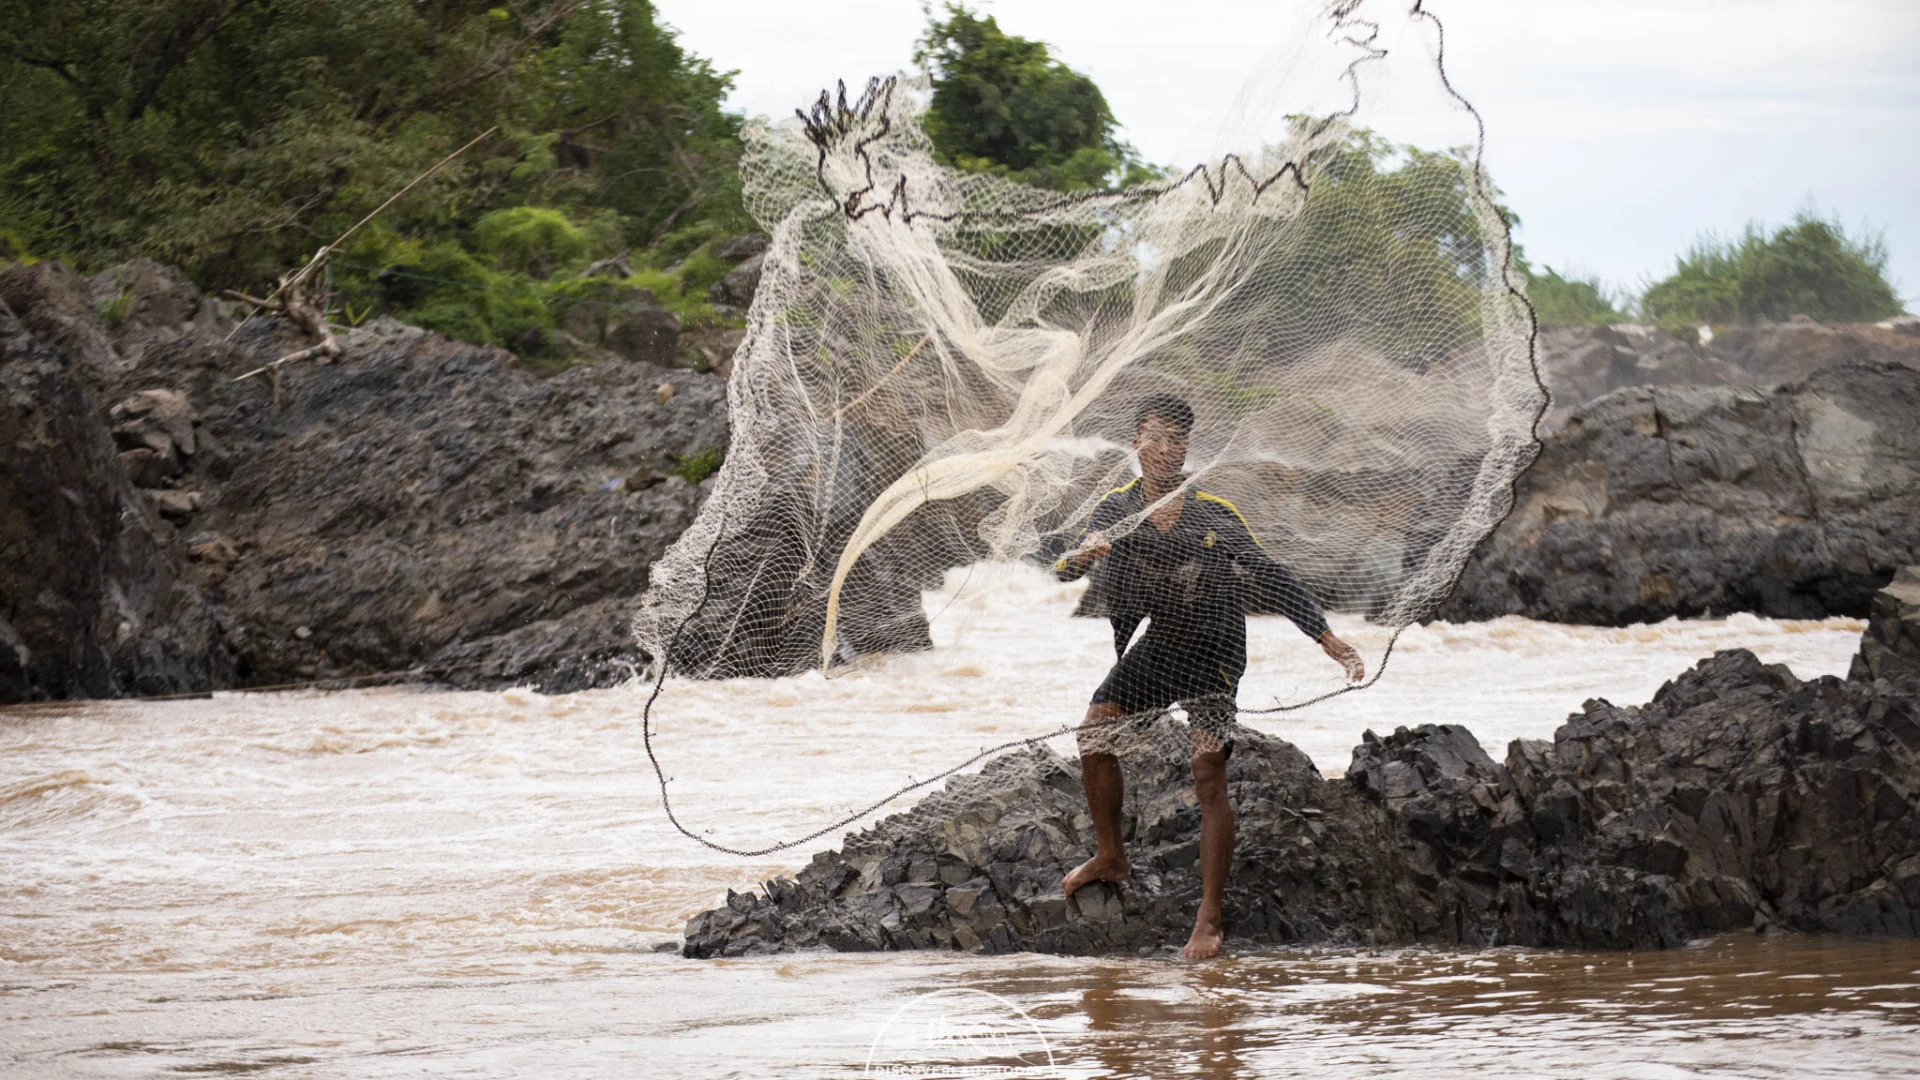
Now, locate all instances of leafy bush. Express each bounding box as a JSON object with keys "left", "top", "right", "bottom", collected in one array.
[
  {"left": 472, "top": 207, "right": 589, "bottom": 280},
  {"left": 0, "top": 1, "right": 750, "bottom": 293},
  {"left": 1524, "top": 265, "right": 1626, "bottom": 326},
  {"left": 672, "top": 447, "right": 725, "bottom": 485},
  {"left": 675, "top": 250, "right": 733, "bottom": 300},
  {"left": 1642, "top": 211, "right": 1904, "bottom": 329}
]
